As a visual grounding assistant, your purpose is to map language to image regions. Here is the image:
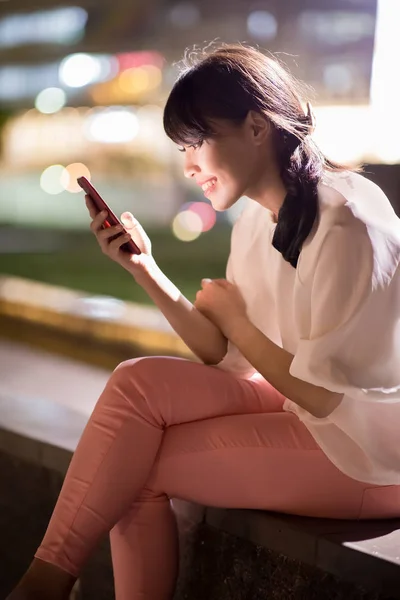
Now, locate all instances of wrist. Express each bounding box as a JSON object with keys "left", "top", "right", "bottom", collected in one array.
[
  {"left": 225, "top": 315, "right": 252, "bottom": 343},
  {"left": 130, "top": 256, "right": 158, "bottom": 285}
]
